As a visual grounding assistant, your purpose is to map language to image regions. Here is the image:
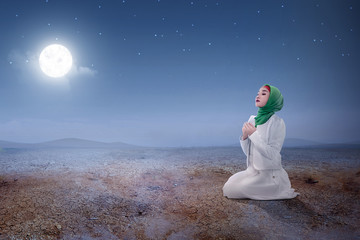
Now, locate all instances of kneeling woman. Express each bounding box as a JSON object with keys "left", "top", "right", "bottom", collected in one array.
[{"left": 223, "top": 84, "right": 299, "bottom": 200}]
